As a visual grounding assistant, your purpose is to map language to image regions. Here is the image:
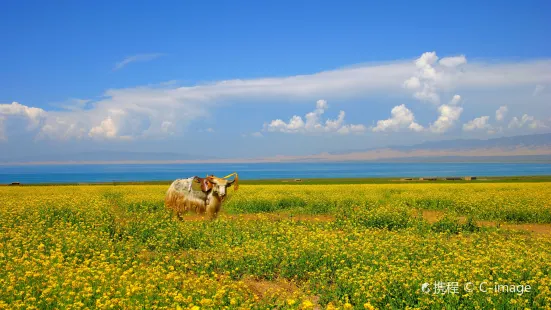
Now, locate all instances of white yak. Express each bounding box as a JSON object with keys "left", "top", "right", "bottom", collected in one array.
[{"left": 165, "top": 173, "right": 238, "bottom": 219}]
